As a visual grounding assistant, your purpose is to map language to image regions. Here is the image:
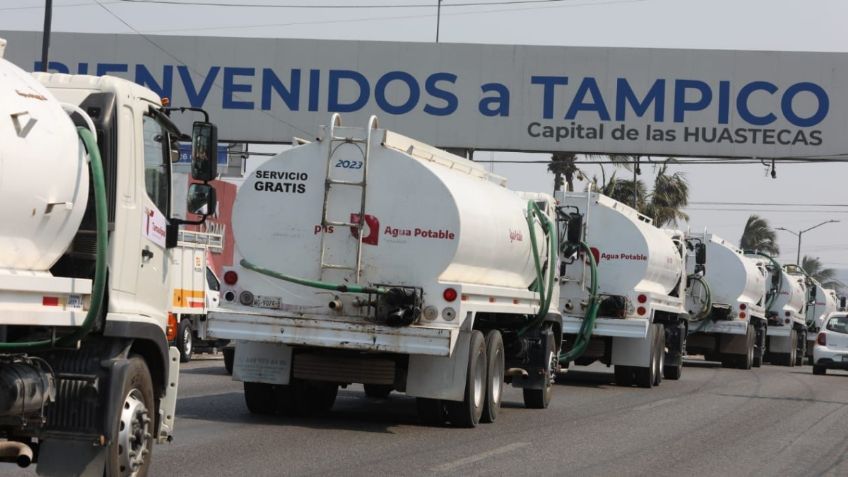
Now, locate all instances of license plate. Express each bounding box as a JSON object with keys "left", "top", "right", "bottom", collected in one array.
[
  {"left": 67, "top": 295, "right": 83, "bottom": 309},
  {"left": 254, "top": 295, "right": 281, "bottom": 310}
]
